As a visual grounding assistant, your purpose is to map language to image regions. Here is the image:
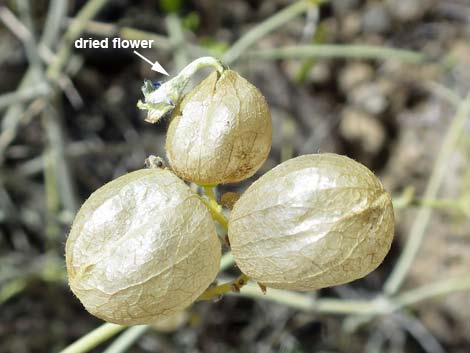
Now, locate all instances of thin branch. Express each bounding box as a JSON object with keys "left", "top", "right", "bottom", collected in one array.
[
  {"left": 16, "top": 0, "right": 45, "bottom": 79},
  {"left": 233, "top": 276, "right": 470, "bottom": 316},
  {"left": 0, "top": 4, "right": 82, "bottom": 107},
  {"left": 222, "top": 0, "right": 324, "bottom": 64},
  {"left": 389, "top": 277, "right": 470, "bottom": 311},
  {"left": 391, "top": 313, "right": 446, "bottom": 353},
  {"left": 384, "top": 96, "right": 470, "bottom": 295},
  {"left": 198, "top": 274, "right": 249, "bottom": 301},
  {"left": 41, "top": 0, "right": 67, "bottom": 45},
  {"left": 198, "top": 187, "right": 229, "bottom": 231},
  {"left": 165, "top": 13, "right": 189, "bottom": 71},
  {"left": 56, "top": 272, "right": 470, "bottom": 353},
  {"left": 233, "top": 282, "right": 372, "bottom": 314},
  {"left": 393, "top": 187, "right": 466, "bottom": 214},
  {"left": 58, "top": 323, "right": 126, "bottom": 353},
  {"left": 47, "top": 0, "right": 110, "bottom": 80},
  {"left": 42, "top": 103, "right": 79, "bottom": 215},
  {"left": 219, "top": 252, "right": 235, "bottom": 271},
  {"left": 0, "top": 0, "right": 66, "bottom": 163},
  {"left": 102, "top": 326, "right": 149, "bottom": 353},
  {"left": 0, "top": 83, "right": 50, "bottom": 110},
  {"left": 247, "top": 44, "right": 428, "bottom": 64}
]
